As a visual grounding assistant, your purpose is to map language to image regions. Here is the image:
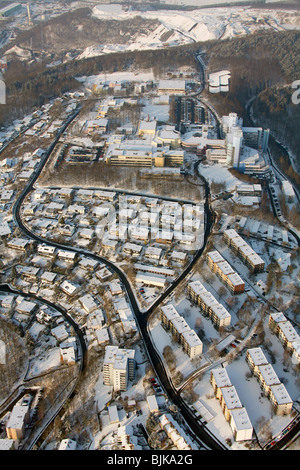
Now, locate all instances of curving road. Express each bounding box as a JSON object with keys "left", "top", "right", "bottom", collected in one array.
[{"left": 9, "top": 104, "right": 228, "bottom": 449}]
